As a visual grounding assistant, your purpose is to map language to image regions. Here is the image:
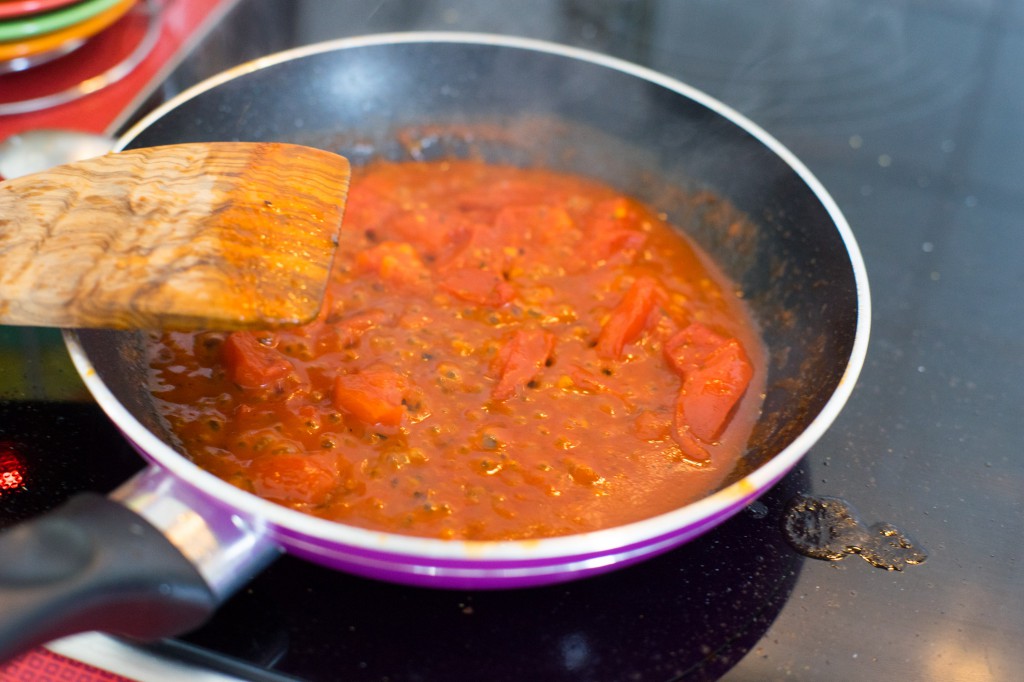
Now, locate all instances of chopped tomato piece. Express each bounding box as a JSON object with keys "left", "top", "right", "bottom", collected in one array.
[
  {"left": 679, "top": 339, "right": 753, "bottom": 442},
  {"left": 249, "top": 451, "right": 340, "bottom": 505},
  {"left": 334, "top": 309, "right": 389, "bottom": 348},
  {"left": 333, "top": 367, "right": 412, "bottom": 426},
  {"left": 383, "top": 208, "right": 474, "bottom": 256},
  {"left": 582, "top": 229, "right": 647, "bottom": 266},
  {"left": 567, "top": 366, "right": 612, "bottom": 394},
  {"left": 270, "top": 306, "right": 389, "bottom": 359},
  {"left": 663, "top": 322, "right": 730, "bottom": 375},
  {"left": 664, "top": 322, "right": 753, "bottom": 444},
  {"left": 582, "top": 198, "right": 648, "bottom": 264},
  {"left": 222, "top": 333, "right": 293, "bottom": 389},
  {"left": 355, "top": 241, "right": 429, "bottom": 288},
  {"left": 596, "top": 277, "right": 665, "bottom": 358},
  {"left": 442, "top": 222, "right": 508, "bottom": 273},
  {"left": 670, "top": 410, "right": 712, "bottom": 464},
  {"left": 439, "top": 267, "right": 515, "bottom": 307},
  {"left": 491, "top": 329, "right": 557, "bottom": 400}
]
